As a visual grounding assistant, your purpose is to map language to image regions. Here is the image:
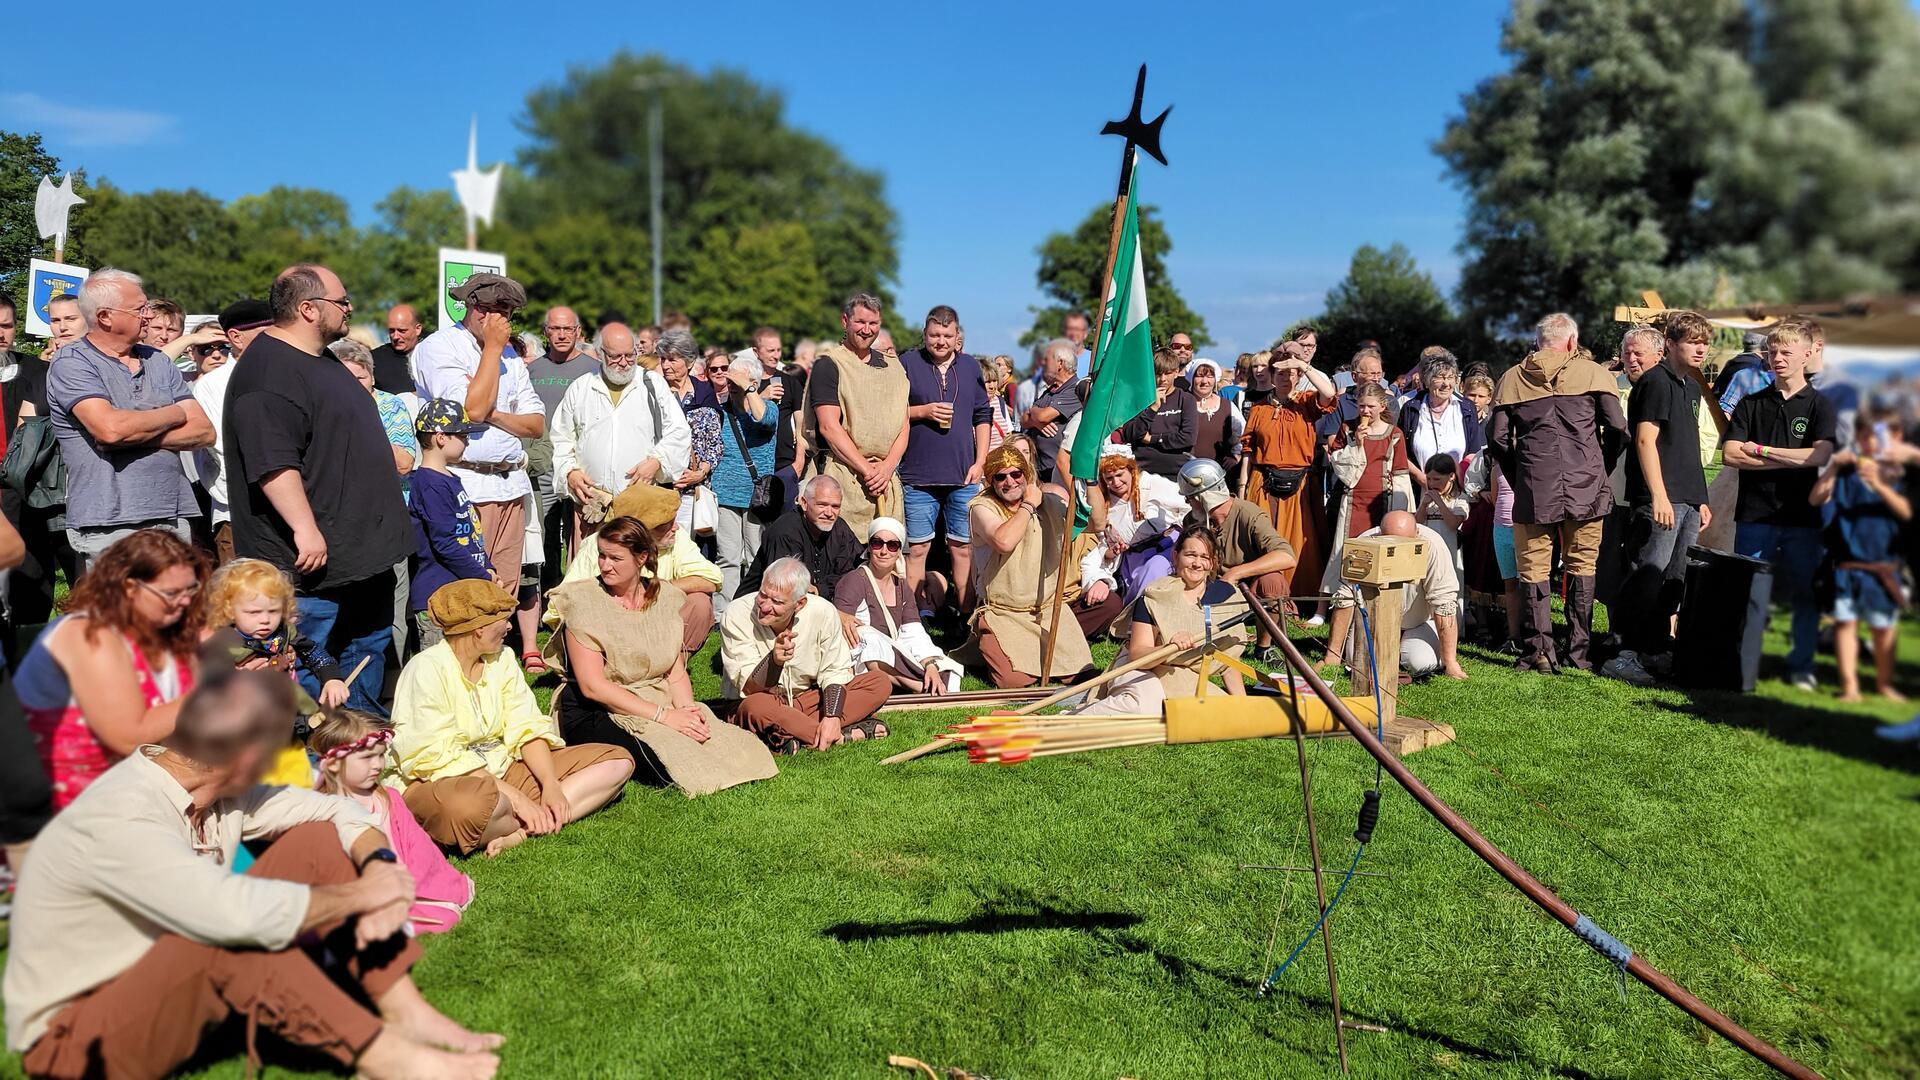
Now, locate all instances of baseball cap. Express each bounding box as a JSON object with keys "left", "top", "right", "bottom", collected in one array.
[{"left": 415, "top": 398, "right": 487, "bottom": 438}]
